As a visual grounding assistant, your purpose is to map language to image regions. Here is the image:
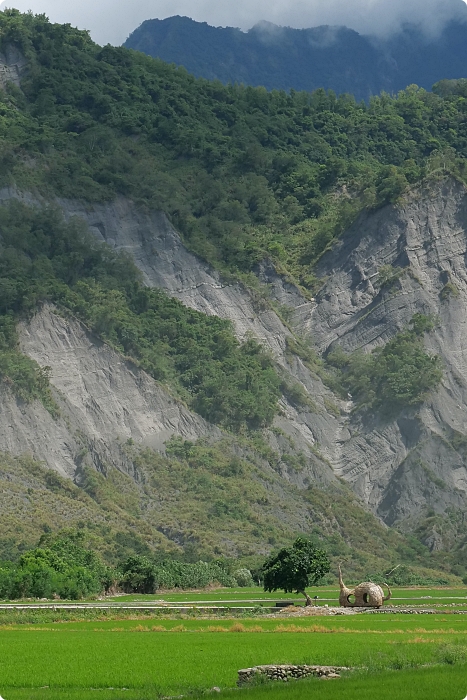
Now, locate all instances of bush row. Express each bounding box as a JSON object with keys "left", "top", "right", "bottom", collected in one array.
[{"left": 0, "top": 533, "right": 254, "bottom": 600}]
